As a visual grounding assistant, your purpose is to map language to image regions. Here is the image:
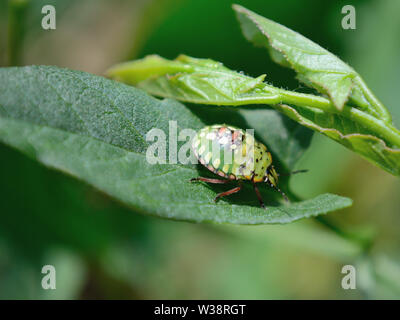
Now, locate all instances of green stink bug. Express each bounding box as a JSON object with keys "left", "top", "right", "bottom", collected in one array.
[{"left": 191, "top": 124, "right": 290, "bottom": 208}]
